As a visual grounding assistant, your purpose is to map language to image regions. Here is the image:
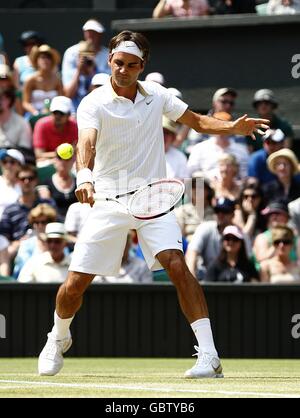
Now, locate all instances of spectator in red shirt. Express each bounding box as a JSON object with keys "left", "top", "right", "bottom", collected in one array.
[{"left": 33, "top": 96, "right": 78, "bottom": 165}]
